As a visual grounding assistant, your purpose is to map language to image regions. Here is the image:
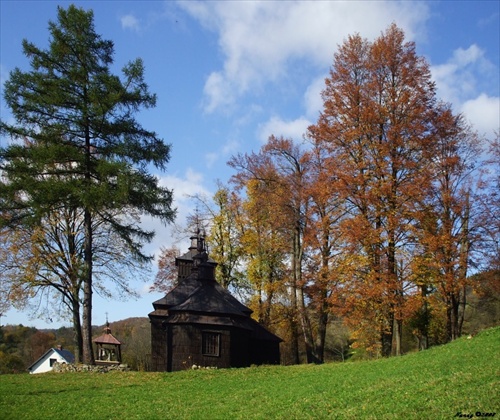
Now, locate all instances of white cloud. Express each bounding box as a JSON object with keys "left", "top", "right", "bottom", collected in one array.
[
  {"left": 179, "top": 1, "right": 429, "bottom": 114},
  {"left": 431, "top": 45, "right": 499, "bottom": 139},
  {"left": 461, "top": 94, "right": 500, "bottom": 140},
  {"left": 453, "top": 44, "right": 484, "bottom": 66},
  {"left": 120, "top": 14, "right": 141, "bottom": 31},
  {"left": 258, "top": 116, "right": 311, "bottom": 143},
  {"left": 304, "top": 75, "right": 327, "bottom": 119},
  {"left": 222, "top": 138, "right": 240, "bottom": 155},
  {"left": 205, "top": 152, "right": 219, "bottom": 169},
  {"left": 120, "top": 5, "right": 184, "bottom": 34},
  {"left": 159, "top": 167, "right": 210, "bottom": 199},
  {"left": 203, "top": 72, "right": 233, "bottom": 113},
  {"left": 432, "top": 44, "right": 495, "bottom": 106}
]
